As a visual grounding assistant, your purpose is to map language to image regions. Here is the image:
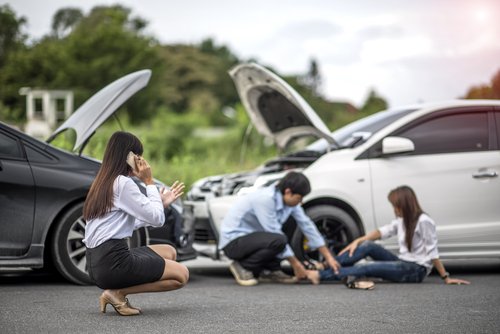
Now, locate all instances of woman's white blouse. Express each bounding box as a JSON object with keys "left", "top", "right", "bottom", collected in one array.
[
  {"left": 378, "top": 213, "right": 439, "bottom": 273},
  {"left": 83, "top": 175, "right": 165, "bottom": 248}
]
